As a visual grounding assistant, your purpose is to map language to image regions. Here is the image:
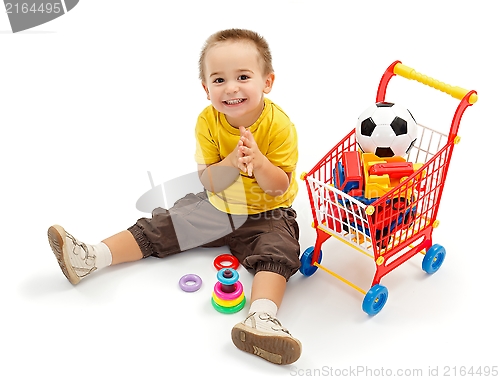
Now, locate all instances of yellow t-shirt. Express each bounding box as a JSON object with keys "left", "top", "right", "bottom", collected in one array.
[{"left": 194, "top": 98, "right": 299, "bottom": 215}]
